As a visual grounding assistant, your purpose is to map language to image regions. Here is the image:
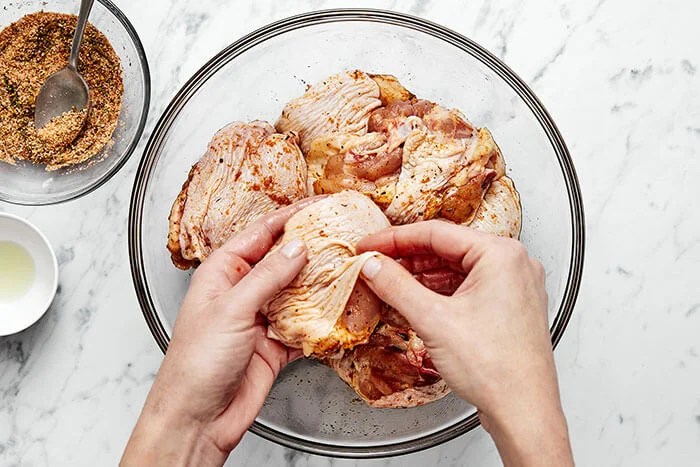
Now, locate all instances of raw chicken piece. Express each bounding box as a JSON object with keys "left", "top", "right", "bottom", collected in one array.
[
  {"left": 276, "top": 70, "right": 382, "bottom": 156},
  {"left": 468, "top": 175, "right": 522, "bottom": 238},
  {"left": 327, "top": 322, "right": 449, "bottom": 408},
  {"left": 435, "top": 128, "right": 504, "bottom": 225},
  {"left": 308, "top": 131, "right": 401, "bottom": 207},
  {"left": 369, "top": 73, "right": 416, "bottom": 105},
  {"left": 277, "top": 71, "right": 421, "bottom": 195},
  {"left": 263, "top": 191, "right": 390, "bottom": 357},
  {"left": 382, "top": 118, "right": 505, "bottom": 225},
  {"left": 381, "top": 116, "right": 473, "bottom": 224},
  {"left": 167, "top": 121, "right": 307, "bottom": 269},
  {"left": 308, "top": 99, "right": 435, "bottom": 205}
]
